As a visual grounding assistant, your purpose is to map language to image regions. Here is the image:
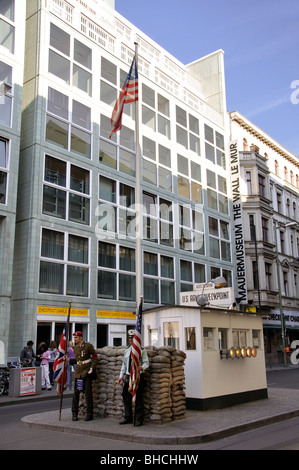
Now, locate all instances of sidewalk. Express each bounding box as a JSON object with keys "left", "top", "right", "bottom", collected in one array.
[{"left": 2, "top": 367, "right": 299, "bottom": 445}]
